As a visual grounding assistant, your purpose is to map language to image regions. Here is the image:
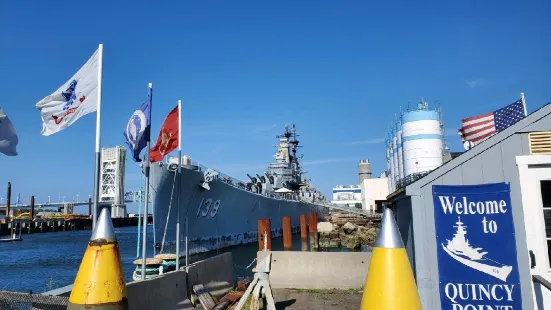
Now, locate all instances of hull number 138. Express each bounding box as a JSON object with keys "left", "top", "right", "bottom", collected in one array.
[{"left": 196, "top": 198, "right": 222, "bottom": 218}]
